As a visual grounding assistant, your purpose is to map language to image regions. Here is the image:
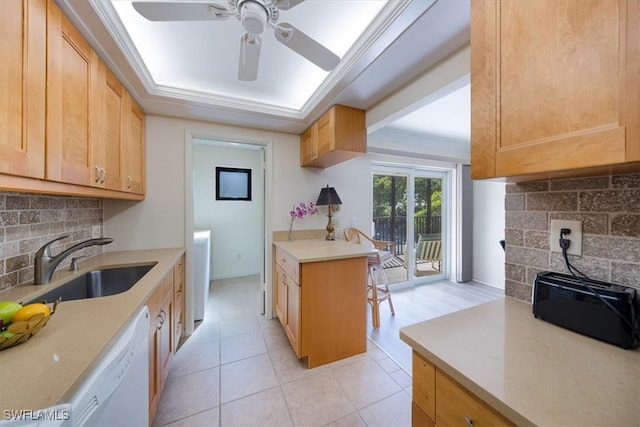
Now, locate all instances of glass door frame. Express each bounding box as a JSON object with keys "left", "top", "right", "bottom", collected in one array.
[{"left": 372, "top": 163, "right": 452, "bottom": 286}]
